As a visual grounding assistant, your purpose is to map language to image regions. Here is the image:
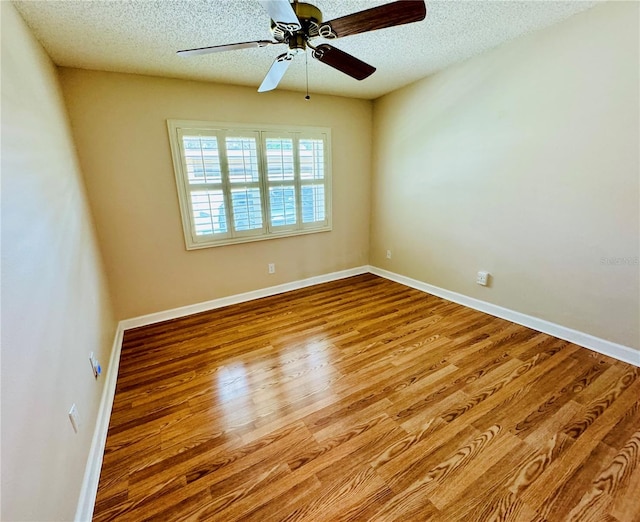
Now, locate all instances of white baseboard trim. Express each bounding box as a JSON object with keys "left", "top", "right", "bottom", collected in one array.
[
  {"left": 120, "top": 266, "right": 369, "bottom": 330},
  {"left": 74, "top": 324, "right": 125, "bottom": 522},
  {"left": 369, "top": 266, "right": 639, "bottom": 368}
]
